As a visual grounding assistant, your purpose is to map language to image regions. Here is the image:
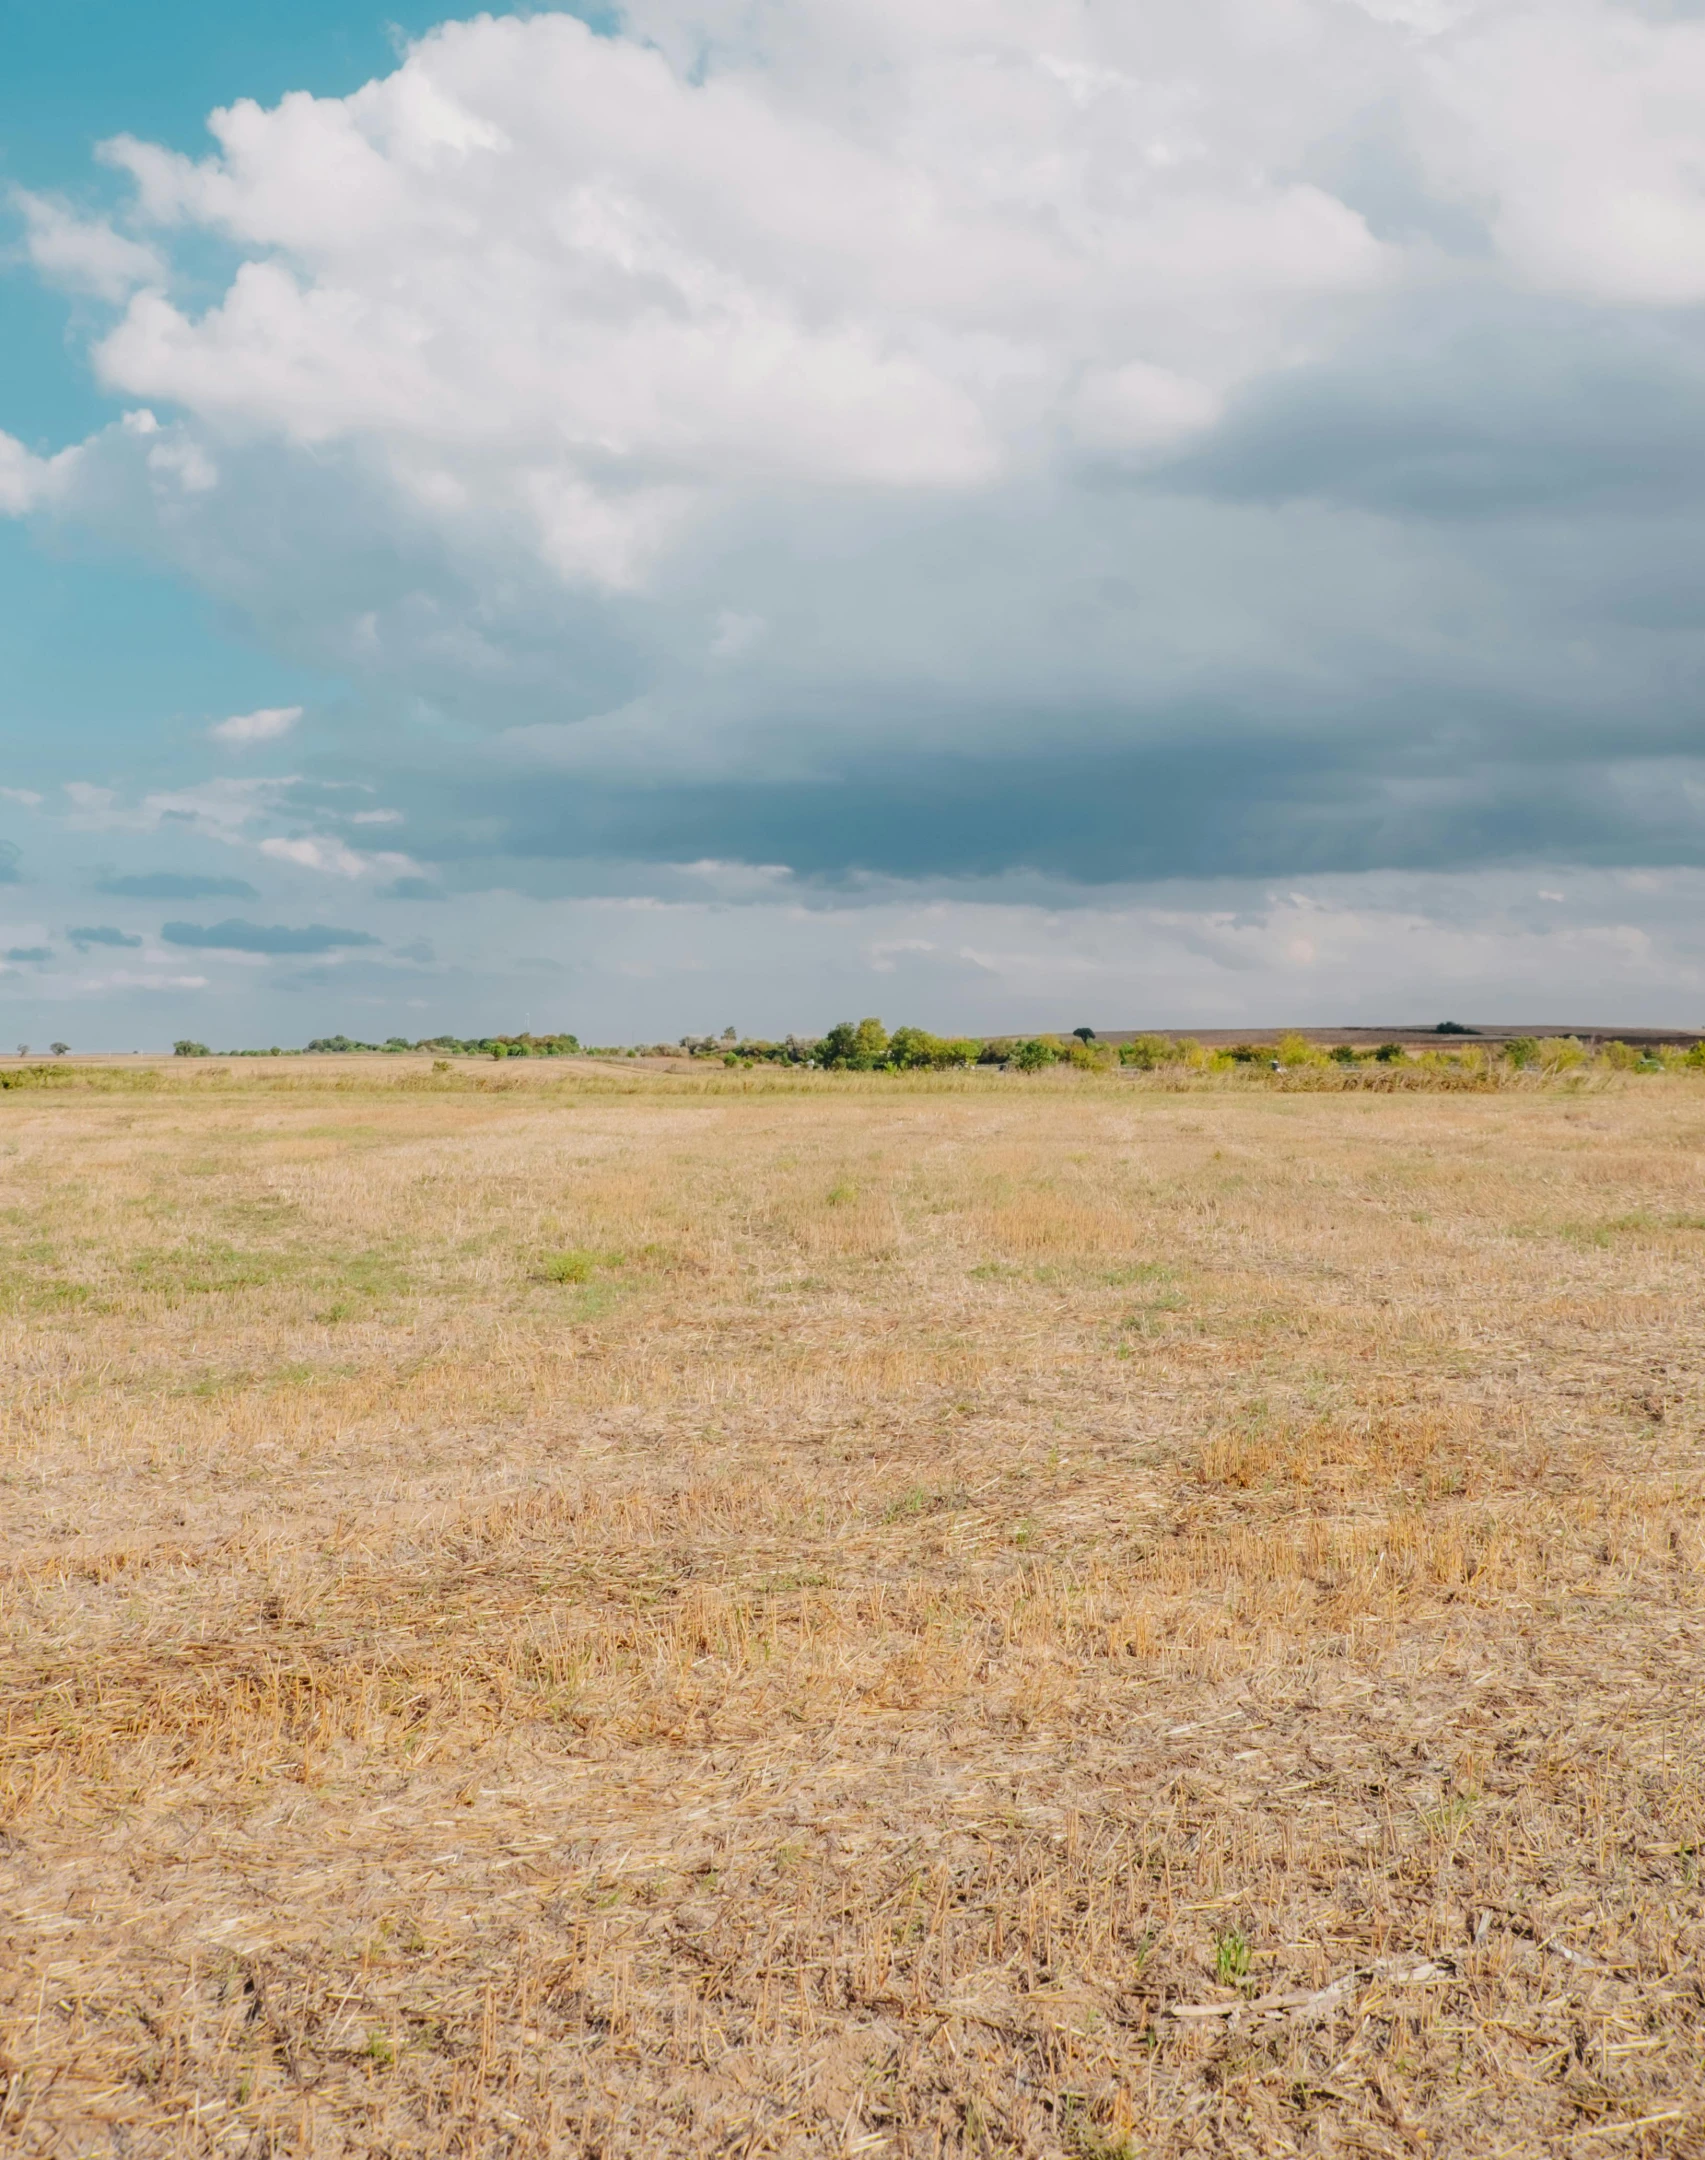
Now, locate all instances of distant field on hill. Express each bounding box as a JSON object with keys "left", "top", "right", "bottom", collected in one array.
[{"left": 3, "top": 1062, "right": 1702, "bottom": 2155}]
